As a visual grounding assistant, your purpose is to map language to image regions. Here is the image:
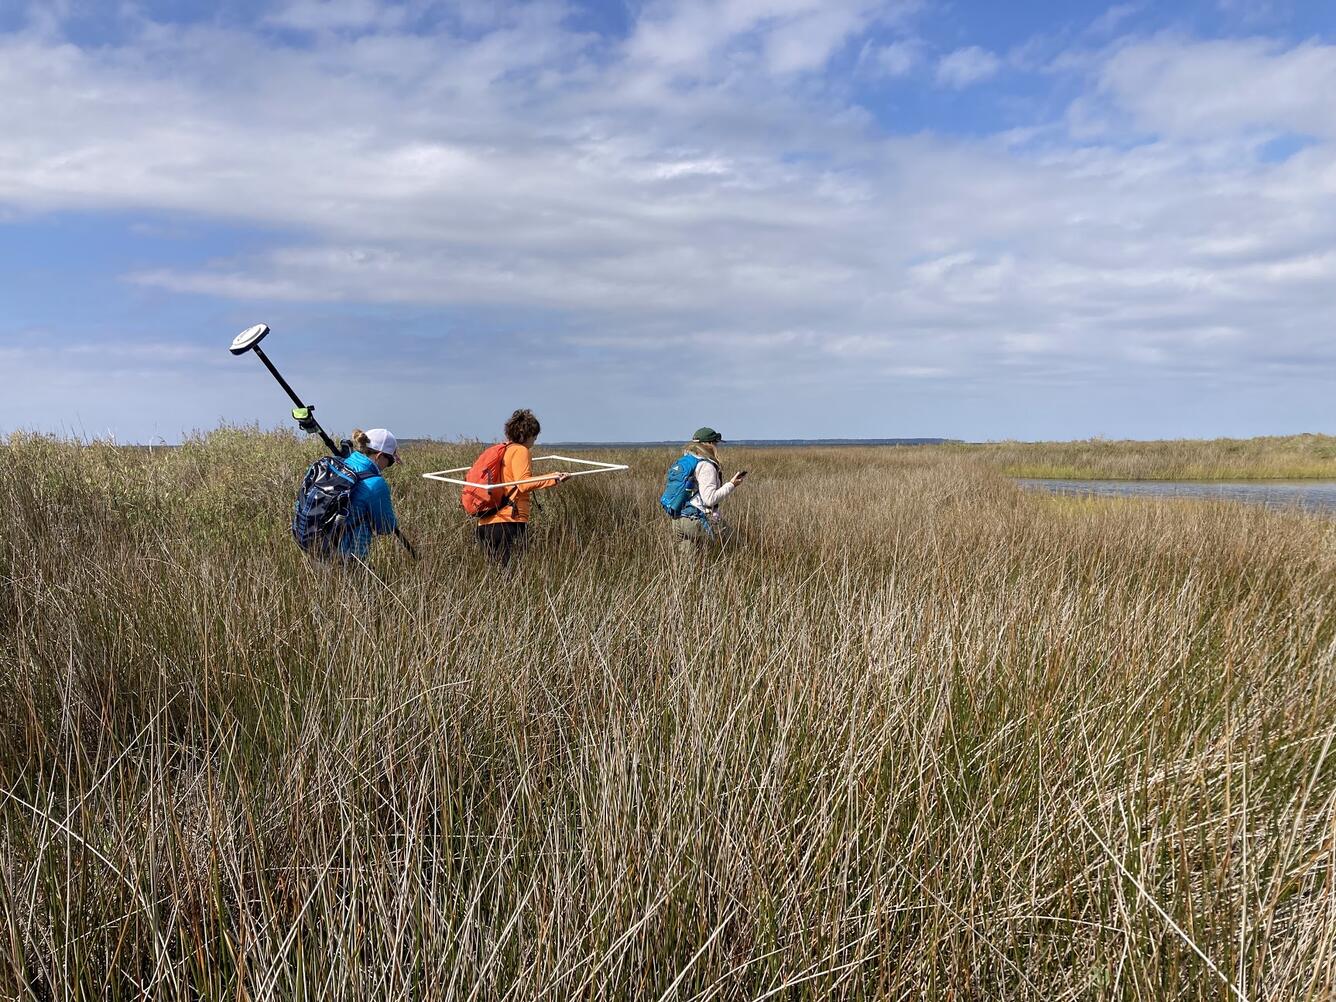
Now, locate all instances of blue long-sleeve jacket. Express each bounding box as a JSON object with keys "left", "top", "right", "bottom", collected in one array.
[{"left": 340, "top": 450, "right": 398, "bottom": 558}]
